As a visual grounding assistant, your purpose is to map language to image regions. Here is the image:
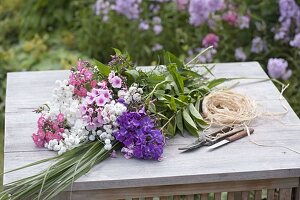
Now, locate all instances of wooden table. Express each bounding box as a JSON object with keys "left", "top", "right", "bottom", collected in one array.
[{"left": 4, "top": 62, "right": 300, "bottom": 200}]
